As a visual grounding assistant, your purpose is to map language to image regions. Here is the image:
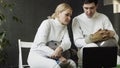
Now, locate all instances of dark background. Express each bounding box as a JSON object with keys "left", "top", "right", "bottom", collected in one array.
[{"left": 0, "top": 0, "right": 120, "bottom": 67}]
